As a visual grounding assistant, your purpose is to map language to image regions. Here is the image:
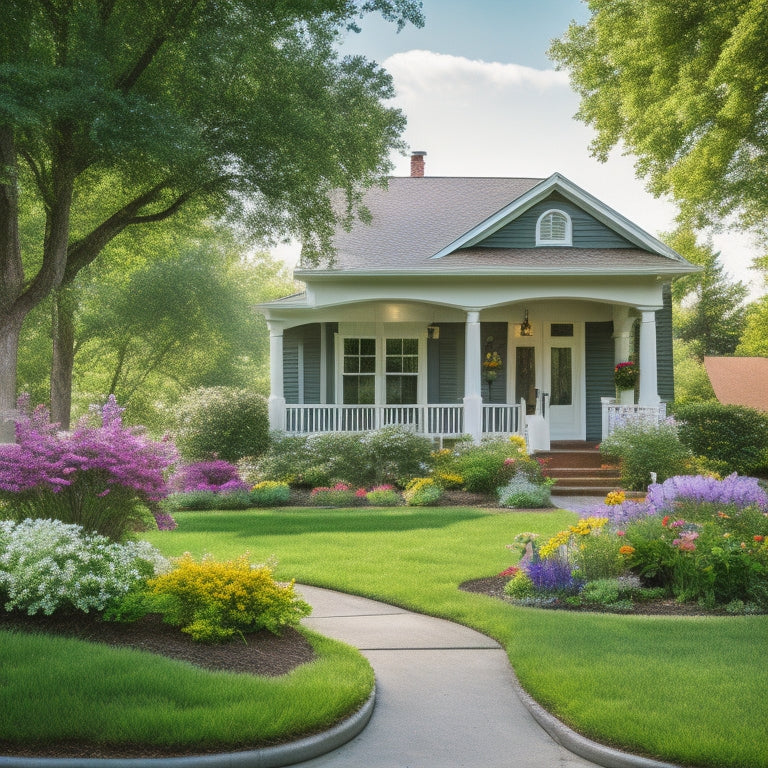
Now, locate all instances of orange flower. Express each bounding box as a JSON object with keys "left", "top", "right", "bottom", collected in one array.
[
  {"left": 619, "top": 545, "right": 635, "bottom": 556},
  {"left": 754, "top": 535, "right": 765, "bottom": 543},
  {"left": 662, "top": 516, "right": 670, "bottom": 527}
]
